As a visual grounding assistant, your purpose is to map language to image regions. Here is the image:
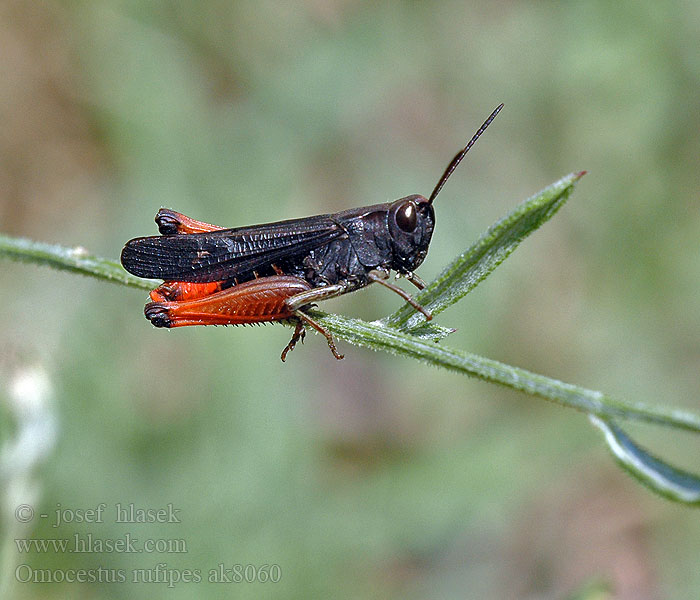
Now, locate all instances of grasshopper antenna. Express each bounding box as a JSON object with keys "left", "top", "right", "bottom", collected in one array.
[{"left": 428, "top": 103, "right": 504, "bottom": 204}]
